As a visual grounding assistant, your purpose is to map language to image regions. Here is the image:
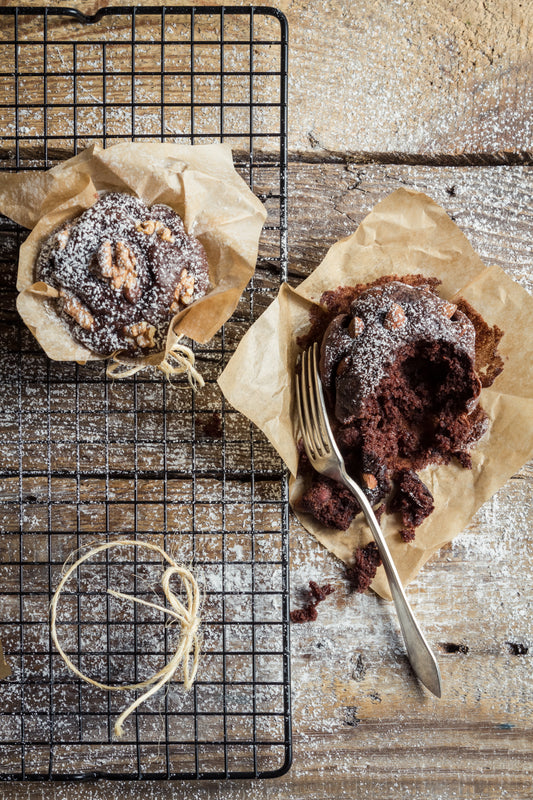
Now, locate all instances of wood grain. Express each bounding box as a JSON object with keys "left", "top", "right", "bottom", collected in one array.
[
  {"left": 1, "top": 162, "right": 531, "bottom": 799},
  {"left": 0, "top": 0, "right": 531, "bottom": 159},
  {"left": 0, "top": 2, "right": 531, "bottom": 796},
  {"left": 284, "top": 162, "right": 533, "bottom": 290}
]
